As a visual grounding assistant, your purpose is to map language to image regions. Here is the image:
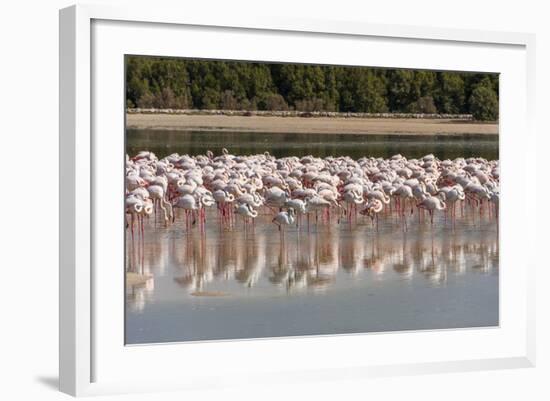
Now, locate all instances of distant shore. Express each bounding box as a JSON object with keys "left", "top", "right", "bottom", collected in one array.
[{"left": 126, "top": 111, "right": 499, "bottom": 135}]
